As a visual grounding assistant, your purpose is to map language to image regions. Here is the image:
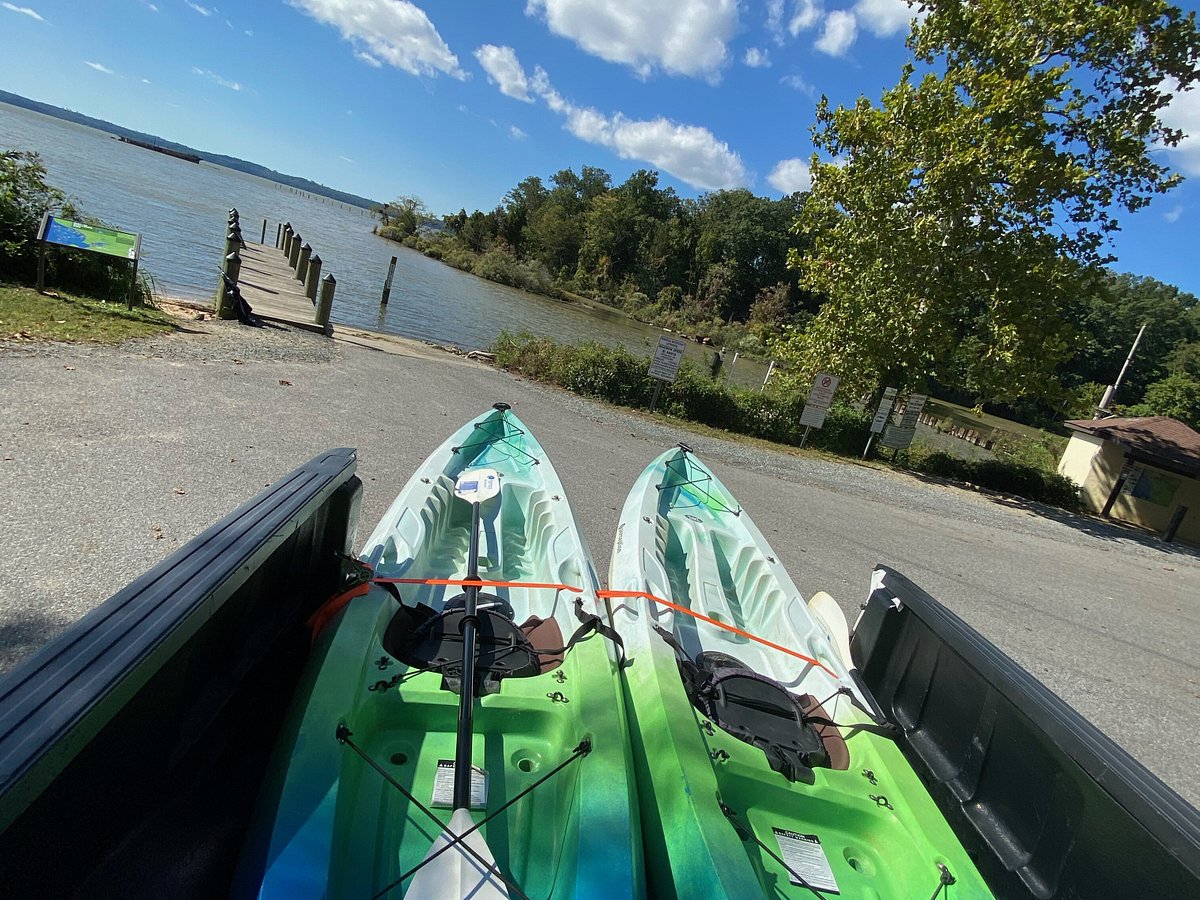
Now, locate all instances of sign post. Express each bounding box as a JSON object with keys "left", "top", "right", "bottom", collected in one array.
[
  {"left": 37, "top": 213, "right": 142, "bottom": 309},
  {"left": 863, "top": 387, "right": 898, "bottom": 458},
  {"left": 798, "top": 372, "right": 840, "bottom": 448},
  {"left": 879, "top": 393, "right": 928, "bottom": 451},
  {"left": 647, "top": 335, "right": 686, "bottom": 413}
]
